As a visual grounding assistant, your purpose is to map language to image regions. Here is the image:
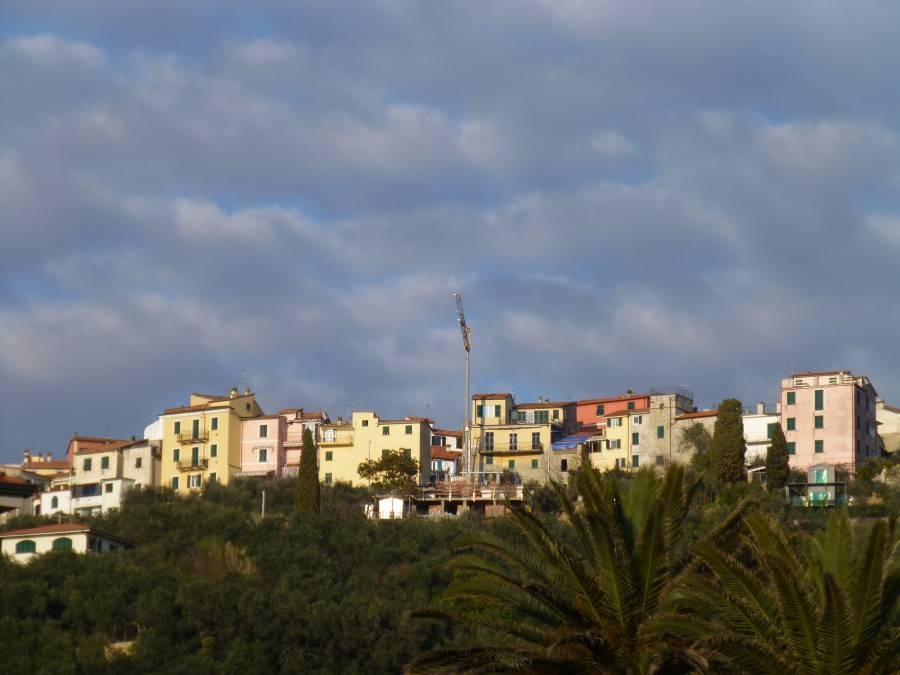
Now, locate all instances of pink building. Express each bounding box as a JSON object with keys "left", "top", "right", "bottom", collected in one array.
[
  {"left": 780, "top": 370, "right": 878, "bottom": 473},
  {"left": 576, "top": 392, "right": 651, "bottom": 432},
  {"left": 240, "top": 408, "right": 329, "bottom": 478}
]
